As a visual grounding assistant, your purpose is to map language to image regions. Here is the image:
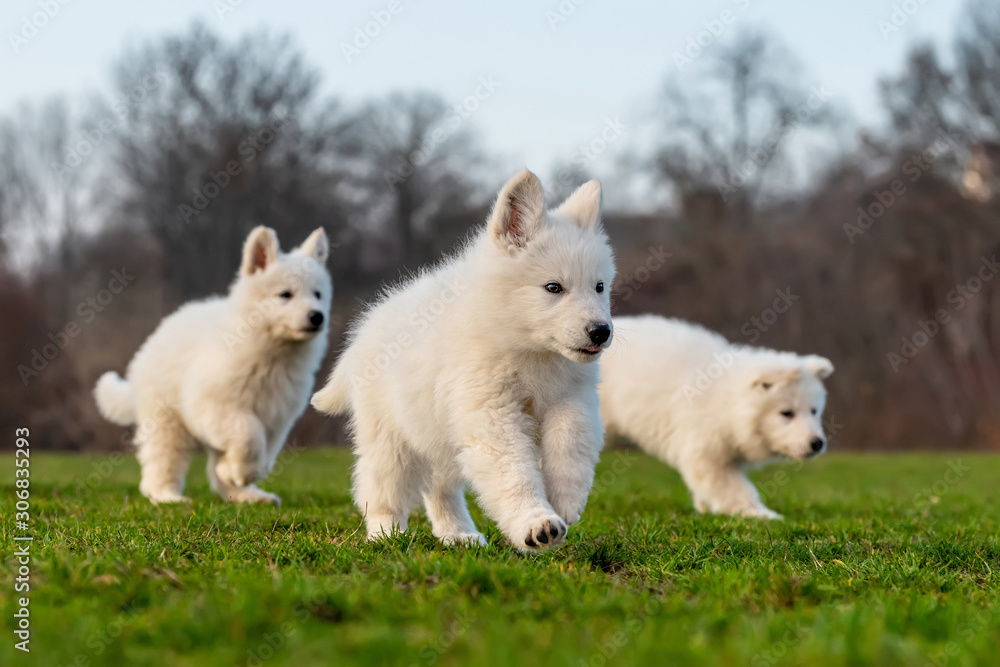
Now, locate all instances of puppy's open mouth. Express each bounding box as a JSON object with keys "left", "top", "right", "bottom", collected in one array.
[
  {"left": 301, "top": 325, "right": 323, "bottom": 334},
  {"left": 577, "top": 345, "right": 602, "bottom": 356}
]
